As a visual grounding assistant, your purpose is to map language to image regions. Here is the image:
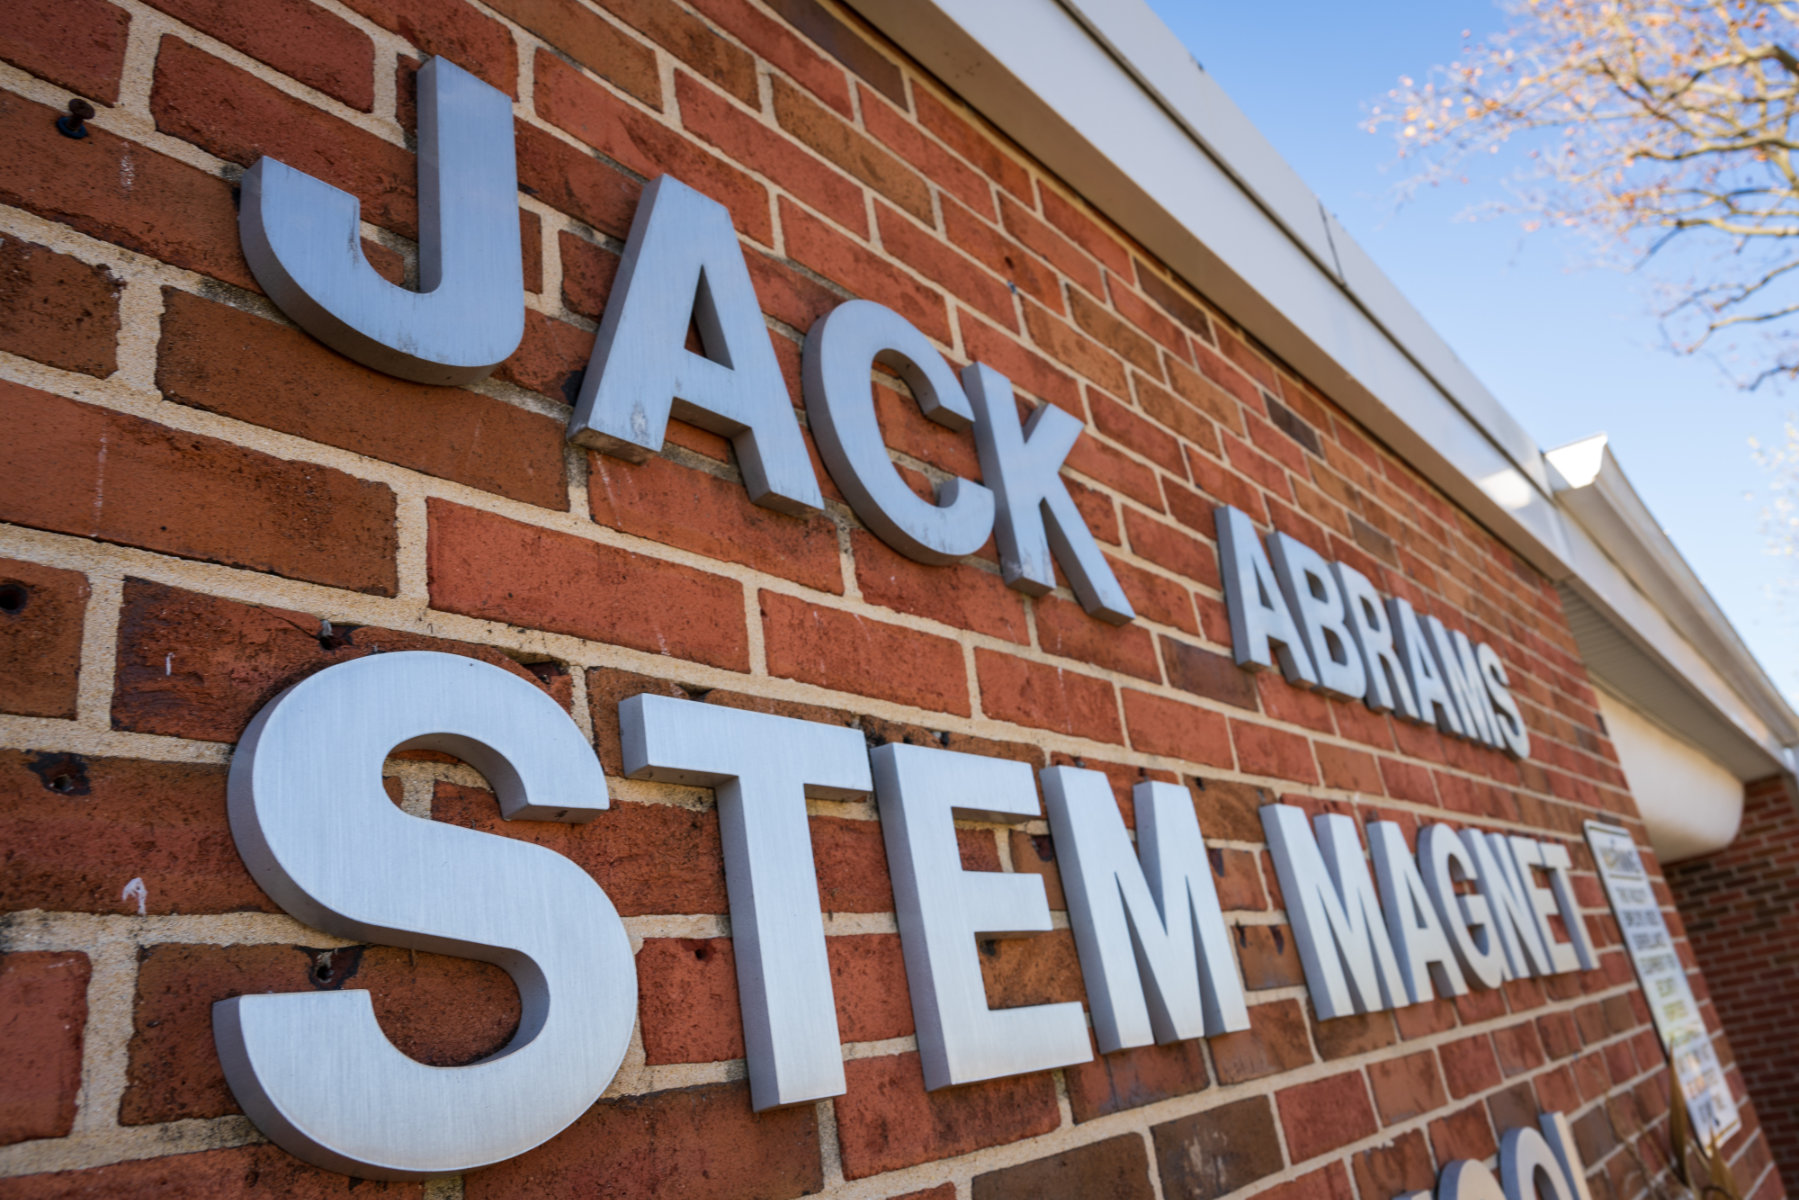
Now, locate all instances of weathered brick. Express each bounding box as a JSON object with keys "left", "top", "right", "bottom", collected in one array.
[
  {"left": 877, "top": 202, "right": 1017, "bottom": 330},
  {"left": 486, "top": 0, "right": 660, "bottom": 106},
  {"left": 597, "top": 0, "right": 756, "bottom": 105},
  {"left": 342, "top": 0, "right": 517, "bottom": 95},
  {"left": 0, "top": 751, "right": 265, "bottom": 916},
  {"left": 0, "top": 560, "right": 86, "bottom": 720},
  {"left": 1429, "top": 1101, "right": 1499, "bottom": 1165},
  {"left": 592, "top": 453, "right": 843, "bottom": 593},
  {"left": 1122, "top": 689, "right": 1232, "bottom": 767},
  {"left": 1351, "top": 1129, "right": 1437, "bottom": 1200},
  {"left": 835, "top": 1052, "right": 1060, "bottom": 1178},
  {"left": 852, "top": 531, "right": 1027, "bottom": 644},
  {"left": 1439, "top": 1032, "right": 1503, "bottom": 1099},
  {"left": 762, "top": 0, "right": 903, "bottom": 103},
  {"left": 429, "top": 500, "right": 748, "bottom": 669},
  {"left": 111, "top": 580, "right": 553, "bottom": 742},
  {"left": 1021, "top": 296, "right": 1125, "bottom": 395},
  {"left": 780, "top": 199, "right": 949, "bottom": 345},
  {"left": 1368, "top": 1049, "right": 1448, "bottom": 1126},
  {"left": 152, "top": 38, "right": 418, "bottom": 237},
  {"left": 971, "top": 1134, "right": 1155, "bottom": 1200},
  {"left": 762, "top": 591, "right": 969, "bottom": 714},
  {"left": 146, "top": 0, "right": 374, "bottom": 109},
  {"left": 977, "top": 928, "right": 1084, "bottom": 1010},
  {"left": 3, "top": 383, "right": 397, "bottom": 594},
  {"left": 1230, "top": 719, "right": 1319, "bottom": 784},
  {"left": 1152, "top": 1095, "right": 1283, "bottom": 1200},
  {"left": 535, "top": 51, "right": 771, "bottom": 245},
  {"left": 516, "top": 119, "right": 640, "bottom": 239},
  {"left": 1064, "top": 1038, "right": 1209, "bottom": 1123},
  {"left": 1313, "top": 1009, "right": 1398, "bottom": 1060},
  {"left": 687, "top": 0, "right": 852, "bottom": 115},
  {"left": 464, "top": 1081, "right": 821, "bottom": 1199},
  {"left": 1209, "top": 998, "right": 1313, "bottom": 1084},
  {"left": 0, "top": 952, "right": 89, "bottom": 1146},
  {"left": 1, "top": 0, "right": 130, "bottom": 104},
  {"left": 1000, "top": 194, "right": 1103, "bottom": 298},
  {"left": 123, "top": 942, "right": 520, "bottom": 1123},
  {"left": 1034, "top": 596, "right": 1160, "bottom": 681},
  {"left": 638, "top": 937, "right": 743, "bottom": 1063},
  {"left": 158, "top": 290, "right": 568, "bottom": 508},
  {"left": 1209, "top": 847, "right": 1266, "bottom": 911},
  {"left": 861, "top": 85, "right": 994, "bottom": 220},
  {"left": 1278, "top": 1069, "right": 1378, "bottom": 1162},
  {"left": 978, "top": 649, "right": 1121, "bottom": 744},
  {"left": 829, "top": 933, "right": 913, "bottom": 1042},
  {"left": 1160, "top": 638, "right": 1258, "bottom": 711},
  {"left": 0, "top": 1145, "right": 421, "bottom": 1198},
  {"left": 0, "top": 237, "right": 120, "bottom": 378}
]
